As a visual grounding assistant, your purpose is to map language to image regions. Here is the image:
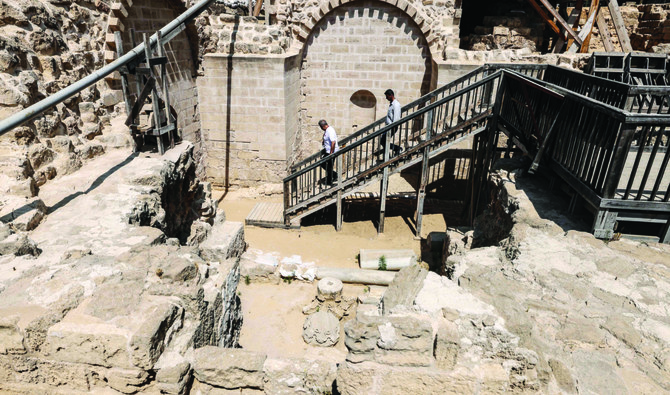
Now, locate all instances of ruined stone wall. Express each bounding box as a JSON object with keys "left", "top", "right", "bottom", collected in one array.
[
  {"left": 631, "top": 4, "right": 670, "bottom": 53},
  {"left": 296, "top": 1, "right": 435, "bottom": 161}
]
